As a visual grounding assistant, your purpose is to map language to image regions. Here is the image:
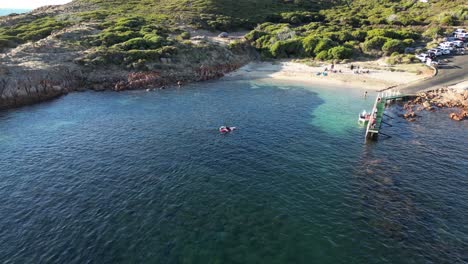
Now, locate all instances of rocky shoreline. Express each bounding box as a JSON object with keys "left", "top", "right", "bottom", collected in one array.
[
  {"left": 0, "top": 19, "right": 255, "bottom": 110},
  {"left": 0, "top": 61, "right": 250, "bottom": 110},
  {"left": 402, "top": 88, "right": 468, "bottom": 121}
]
